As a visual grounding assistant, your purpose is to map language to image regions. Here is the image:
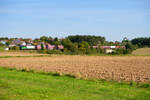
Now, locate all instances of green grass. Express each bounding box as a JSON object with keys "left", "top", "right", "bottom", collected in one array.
[
  {"left": 0, "top": 46, "right": 5, "bottom": 51},
  {"left": 0, "top": 67, "right": 150, "bottom": 100}
]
